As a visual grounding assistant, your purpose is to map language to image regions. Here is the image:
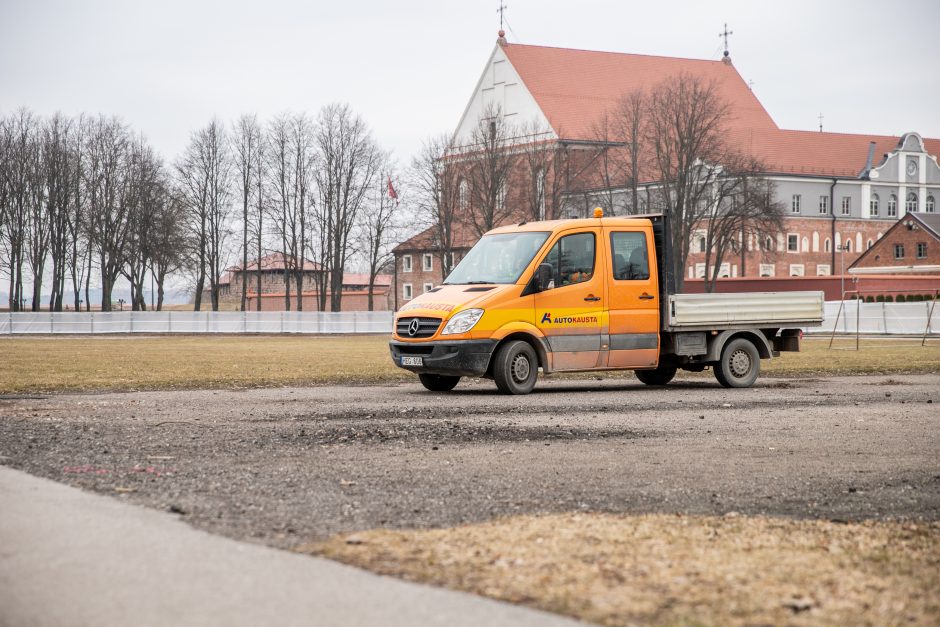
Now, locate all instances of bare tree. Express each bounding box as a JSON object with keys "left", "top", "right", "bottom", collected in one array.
[
  {"left": 43, "top": 113, "right": 77, "bottom": 311},
  {"left": 356, "top": 163, "right": 401, "bottom": 310},
  {"left": 121, "top": 135, "right": 163, "bottom": 310},
  {"left": 313, "top": 103, "right": 381, "bottom": 312},
  {"left": 464, "top": 105, "right": 518, "bottom": 236},
  {"left": 83, "top": 115, "right": 134, "bottom": 311},
  {"left": 699, "top": 161, "right": 784, "bottom": 292},
  {"left": 517, "top": 120, "right": 567, "bottom": 222},
  {"left": 150, "top": 180, "right": 188, "bottom": 310},
  {"left": 0, "top": 109, "right": 38, "bottom": 311},
  {"left": 411, "top": 134, "right": 462, "bottom": 277},
  {"left": 612, "top": 90, "right": 647, "bottom": 214},
  {"left": 267, "top": 113, "right": 315, "bottom": 310},
  {"left": 644, "top": 72, "right": 734, "bottom": 293},
  {"left": 177, "top": 119, "right": 232, "bottom": 311},
  {"left": 232, "top": 114, "right": 262, "bottom": 311}
]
